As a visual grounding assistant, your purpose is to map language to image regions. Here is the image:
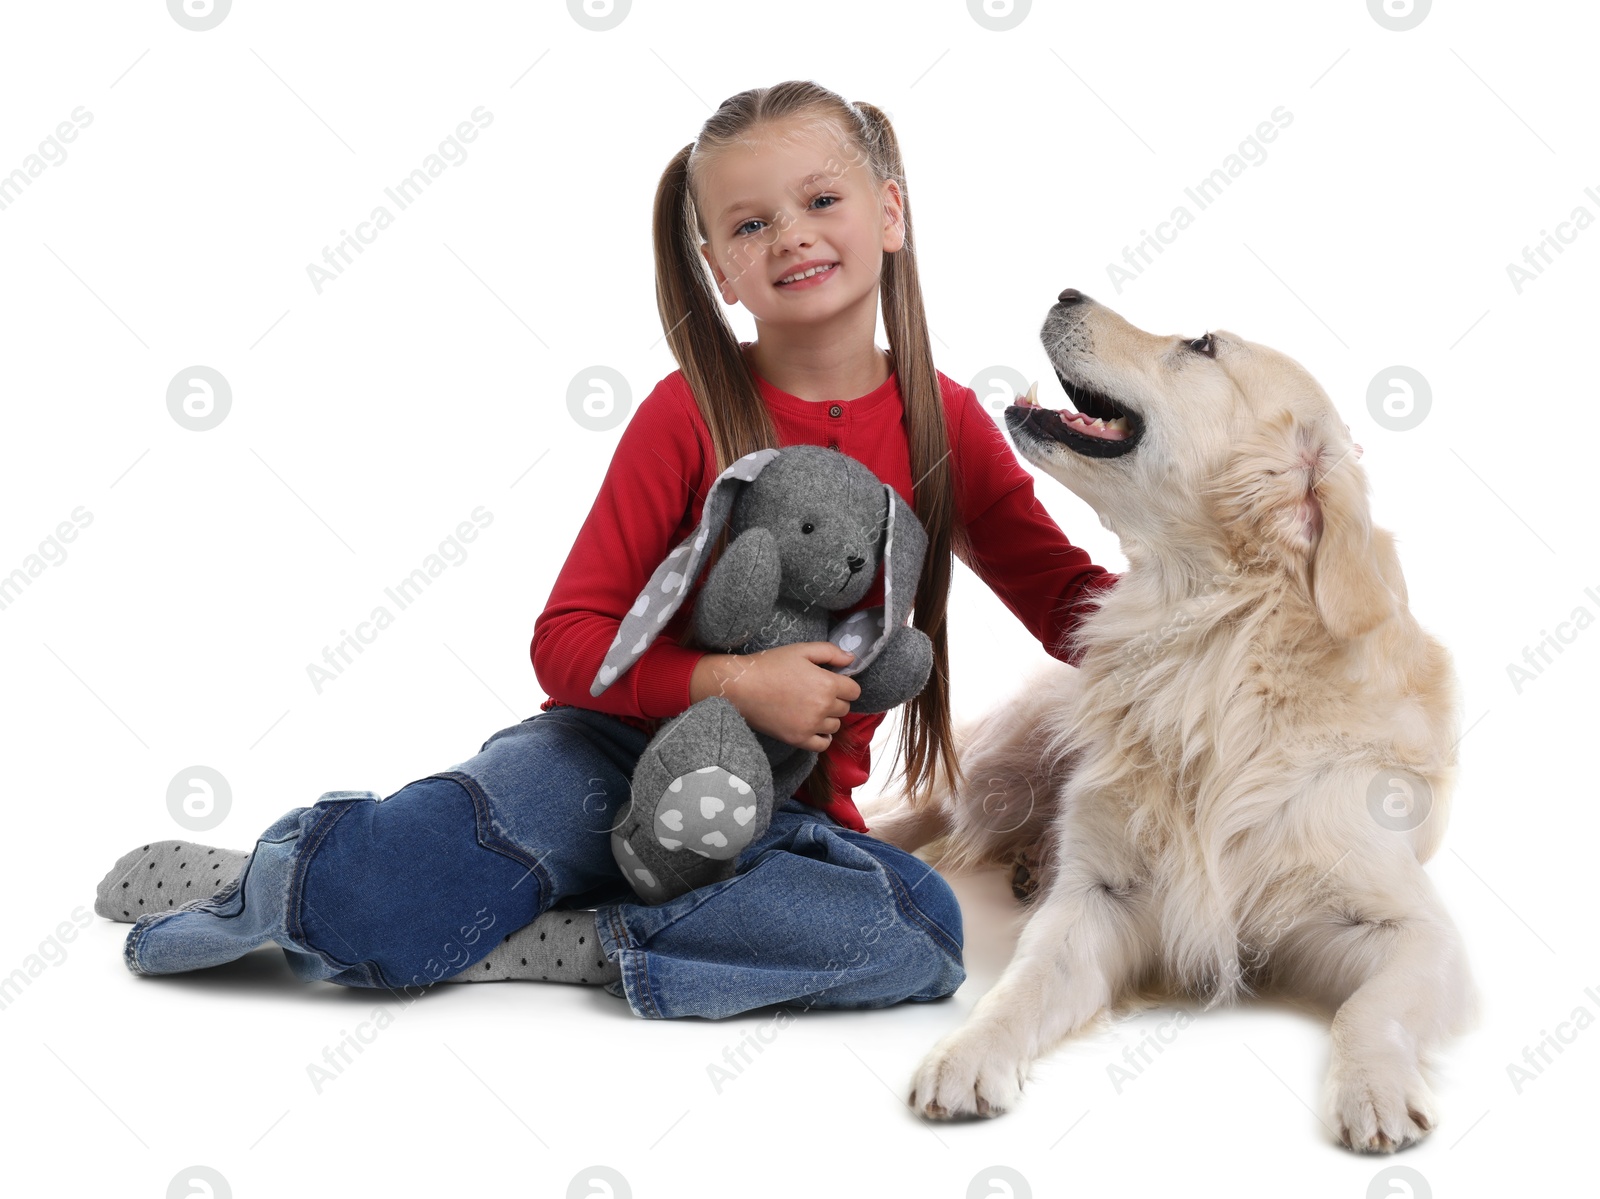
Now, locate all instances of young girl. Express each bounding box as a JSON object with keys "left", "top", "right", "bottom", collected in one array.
[{"left": 93, "top": 80, "right": 1118, "bottom": 1020}]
